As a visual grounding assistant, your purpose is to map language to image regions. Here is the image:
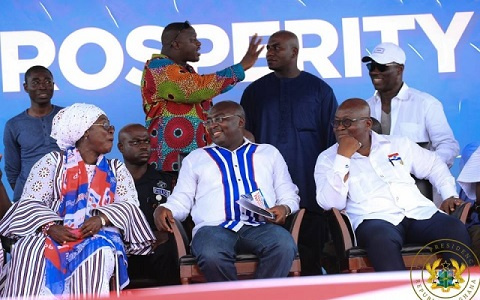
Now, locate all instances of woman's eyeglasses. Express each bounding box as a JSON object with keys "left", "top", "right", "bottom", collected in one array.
[
  {"left": 366, "top": 62, "right": 399, "bottom": 72},
  {"left": 92, "top": 121, "right": 114, "bottom": 131}
]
